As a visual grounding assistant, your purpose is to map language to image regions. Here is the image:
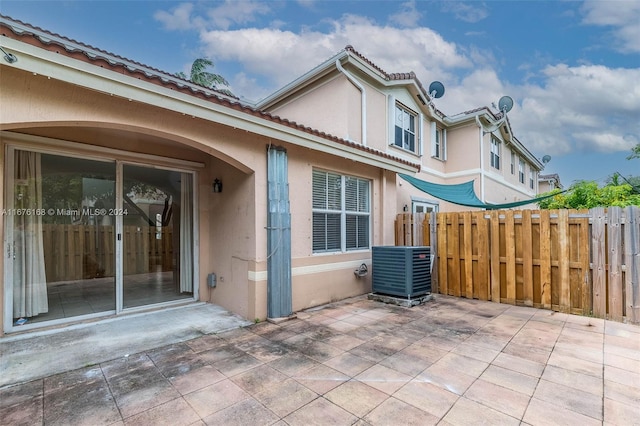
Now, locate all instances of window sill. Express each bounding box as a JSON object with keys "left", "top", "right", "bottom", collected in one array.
[{"left": 389, "top": 144, "right": 421, "bottom": 158}]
